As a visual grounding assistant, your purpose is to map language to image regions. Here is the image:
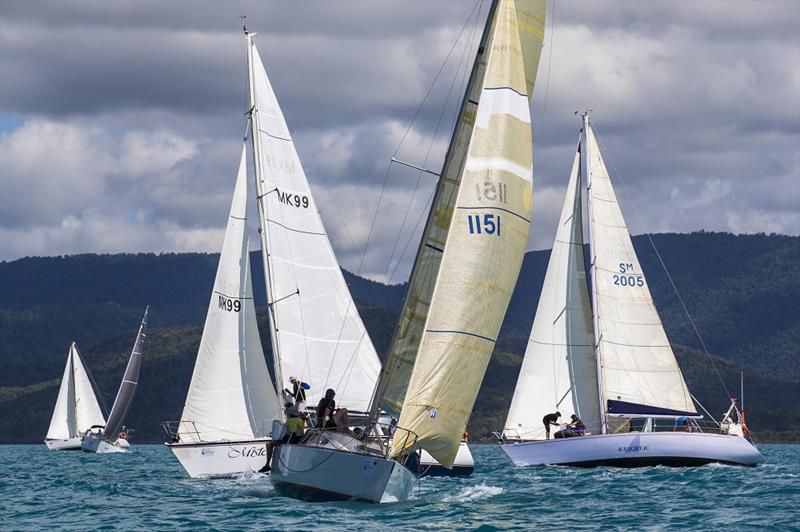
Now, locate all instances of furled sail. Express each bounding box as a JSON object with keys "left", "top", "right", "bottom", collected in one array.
[
  {"left": 377, "top": 0, "right": 546, "bottom": 418},
  {"left": 178, "top": 146, "right": 281, "bottom": 442},
  {"left": 104, "top": 308, "right": 148, "bottom": 439},
  {"left": 246, "top": 36, "right": 380, "bottom": 413},
  {"left": 392, "top": 0, "right": 542, "bottom": 467},
  {"left": 503, "top": 147, "right": 601, "bottom": 440},
  {"left": 47, "top": 343, "right": 105, "bottom": 440},
  {"left": 583, "top": 119, "right": 696, "bottom": 419}
]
